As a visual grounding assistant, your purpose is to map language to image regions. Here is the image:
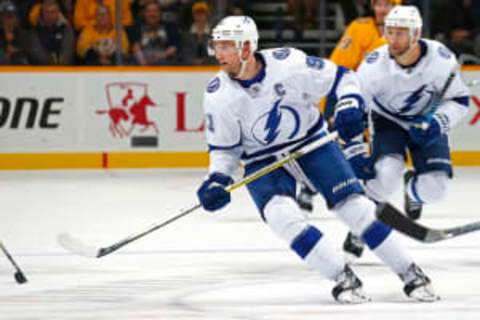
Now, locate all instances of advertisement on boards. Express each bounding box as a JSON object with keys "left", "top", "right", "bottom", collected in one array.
[
  {"left": 0, "top": 71, "right": 213, "bottom": 152},
  {"left": 0, "top": 69, "right": 478, "bottom": 154}
]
